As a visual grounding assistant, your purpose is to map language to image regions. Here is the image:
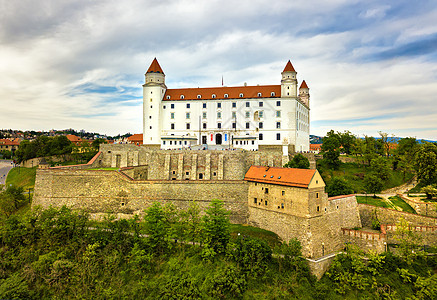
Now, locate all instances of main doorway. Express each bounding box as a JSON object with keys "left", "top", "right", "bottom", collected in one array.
[{"left": 216, "top": 133, "right": 222, "bottom": 145}]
